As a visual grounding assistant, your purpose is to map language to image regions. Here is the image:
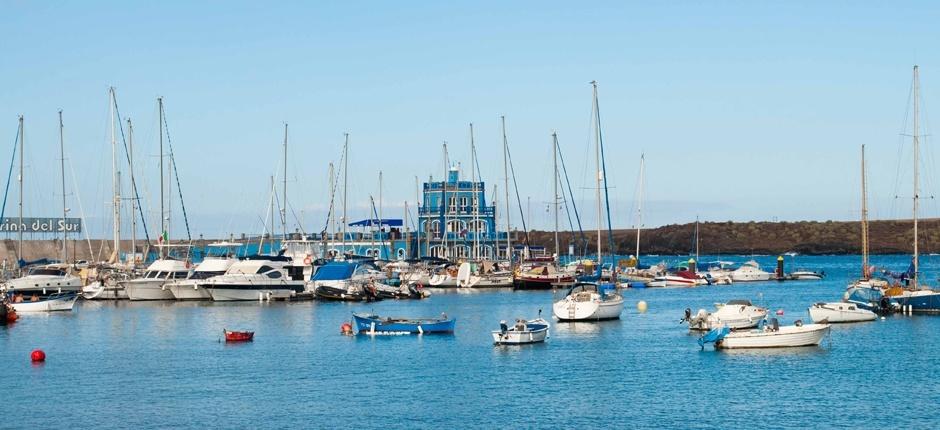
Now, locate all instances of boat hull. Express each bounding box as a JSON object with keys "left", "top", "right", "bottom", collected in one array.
[
  {"left": 889, "top": 290, "right": 940, "bottom": 312},
  {"left": 553, "top": 294, "right": 624, "bottom": 321},
  {"left": 353, "top": 313, "right": 455, "bottom": 334},
  {"left": 513, "top": 276, "right": 574, "bottom": 290},
  {"left": 9, "top": 292, "right": 78, "bottom": 312},
  {"left": 207, "top": 286, "right": 300, "bottom": 301},
  {"left": 125, "top": 280, "right": 175, "bottom": 301},
  {"left": 717, "top": 324, "right": 829, "bottom": 349},
  {"left": 492, "top": 327, "right": 548, "bottom": 344},
  {"left": 166, "top": 281, "right": 212, "bottom": 300},
  {"left": 808, "top": 303, "right": 876, "bottom": 323},
  {"left": 82, "top": 282, "right": 129, "bottom": 300}
]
